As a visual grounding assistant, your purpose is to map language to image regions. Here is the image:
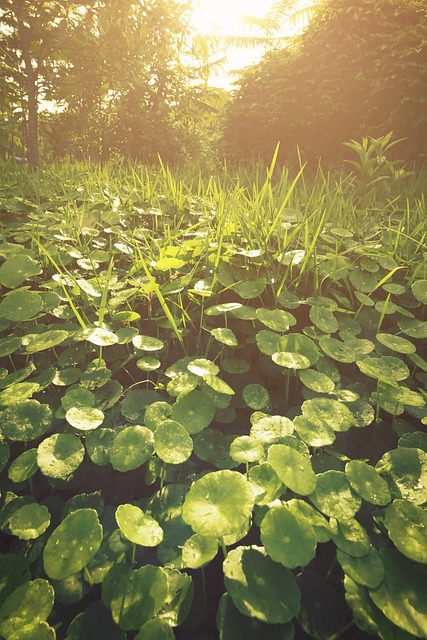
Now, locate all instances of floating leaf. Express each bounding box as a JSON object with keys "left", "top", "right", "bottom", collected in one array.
[
  {"left": 299, "top": 369, "right": 335, "bottom": 393},
  {"left": 286, "top": 499, "right": 331, "bottom": 543},
  {"left": 84, "top": 327, "right": 118, "bottom": 346},
  {"left": 376, "top": 447, "right": 427, "bottom": 504},
  {"left": 268, "top": 444, "right": 316, "bottom": 495},
  {"left": 248, "top": 463, "right": 284, "bottom": 505},
  {"left": 155, "top": 257, "right": 186, "bottom": 270},
  {"left": 9, "top": 503, "right": 50, "bottom": 540},
  {"left": 181, "top": 533, "right": 219, "bottom": 569},
  {"left": 144, "top": 402, "right": 172, "bottom": 431},
  {"left": 182, "top": 470, "right": 254, "bottom": 538},
  {"left": 217, "top": 594, "right": 295, "bottom": 640},
  {"left": 154, "top": 420, "right": 193, "bottom": 464},
  {"left": 412, "top": 279, "right": 427, "bottom": 304},
  {"left": 0, "top": 254, "right": 42, "bottom": 288},
  {"left": 294, "top": 415, "right": 336, "bottom": 447},
  {"left": 319, "top": 336, "right": 356, "bottom": 363},
  {"left": 232, "top": 277, "right": 266, "bottom": 299},
  {"left": 356, "top": 356, "right": 410, "bottom": 386},
  {"left": 0, "top": 336, "right": 22, "bottom": 357},
  {"left": 242, "top": 384, "right": 270, "bottom": 410},
  {"left": 135, "top": 618, "right": 175, "bottom": 640},
  {"left": 302, "top": 398, "right": 354, "bottom": 432},
  {"left": 384, "top": 500, "right": 427, "bottom": 564},
  {"left": 369, "top": 548, "right": 427, "bottom": 638},
  {"left": 330, "top": 518, "right": 371, "bottom": 557},
  {"left": 337, "top": 548, "right": 385, "bottom": 589},
  {"left": 256, "top": 330, "right": 281, "bottom": 356},
  {"left": 256, "top": 308, "right": 296, "bottom": 332},
  {"left": 110, "top": 426, "right": 154, "bottom": 472},
  {"left": 345, "top": 460, "right": 391, "bottom": 506},
  {"left": 171, "top": 389, "right": 216, "bottom": 434},
  {"left": 121, "top": 389, "right": 161, "bottom": 422},
  {"left": 25, "top": 329, "right": 68, "bottom": 353},
  {"left": 132, "top": 334, "right": 164, "bottom": 351},
  {"left": 187, "top": 358, "right": 219, "bottom": 377},
  {"left": 66, "top": 406, "right": 104, "bottom": 431},
  {"left": 43, "top": 509, "right": 102, "bottom": 580},
  {"left": 230, "top": 436, "right": 264, "bottom": 464},
  {"left": 115, "top": 504, "right": 163, "bottom": 547},
  {"left": 0, "top": 382, "right": 40, "bottom": 406},
  {"left": 261, "top": 505, "right": 317, "bottom": 569},
  {"left": 398, "top": 318, "right": 427, "bottom": 339},
  {"left": 211, "top": 327, "right": 238, "bottom": 346},
  {"left": 37, "top": 433, "right": 84, "bottom": 480},
  {"left": 250, "top": 414, "right": 295, "bottom": 444},
  {"left": 85, "top": 428, "right": 115, "bottom": 466},
  {"left": 102, "top": 564, "right": 168, "bottom": 630},
  {"left": 309, "top": 471, "right": 362, "bottom": 519},
  {"left": 224, "top": 545, "right": 301, "bottom": 623},
  {"left": 309, "top": 305, "right": 339, "bottom": 333},
  {"left": 1, "top": 400, "right": 52, "bottom": 441},
  {"left": 276, "top": 333, "right": 319, "bottom": 366},
  {"left": 376, "top": 333, "right": 416, "bottom": 354},
  {"left": 136, "top": 356, "right": 161, "bottom": 371},
  {"left": 0, "top": 579, "right": 54, "bottom": 639}
]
